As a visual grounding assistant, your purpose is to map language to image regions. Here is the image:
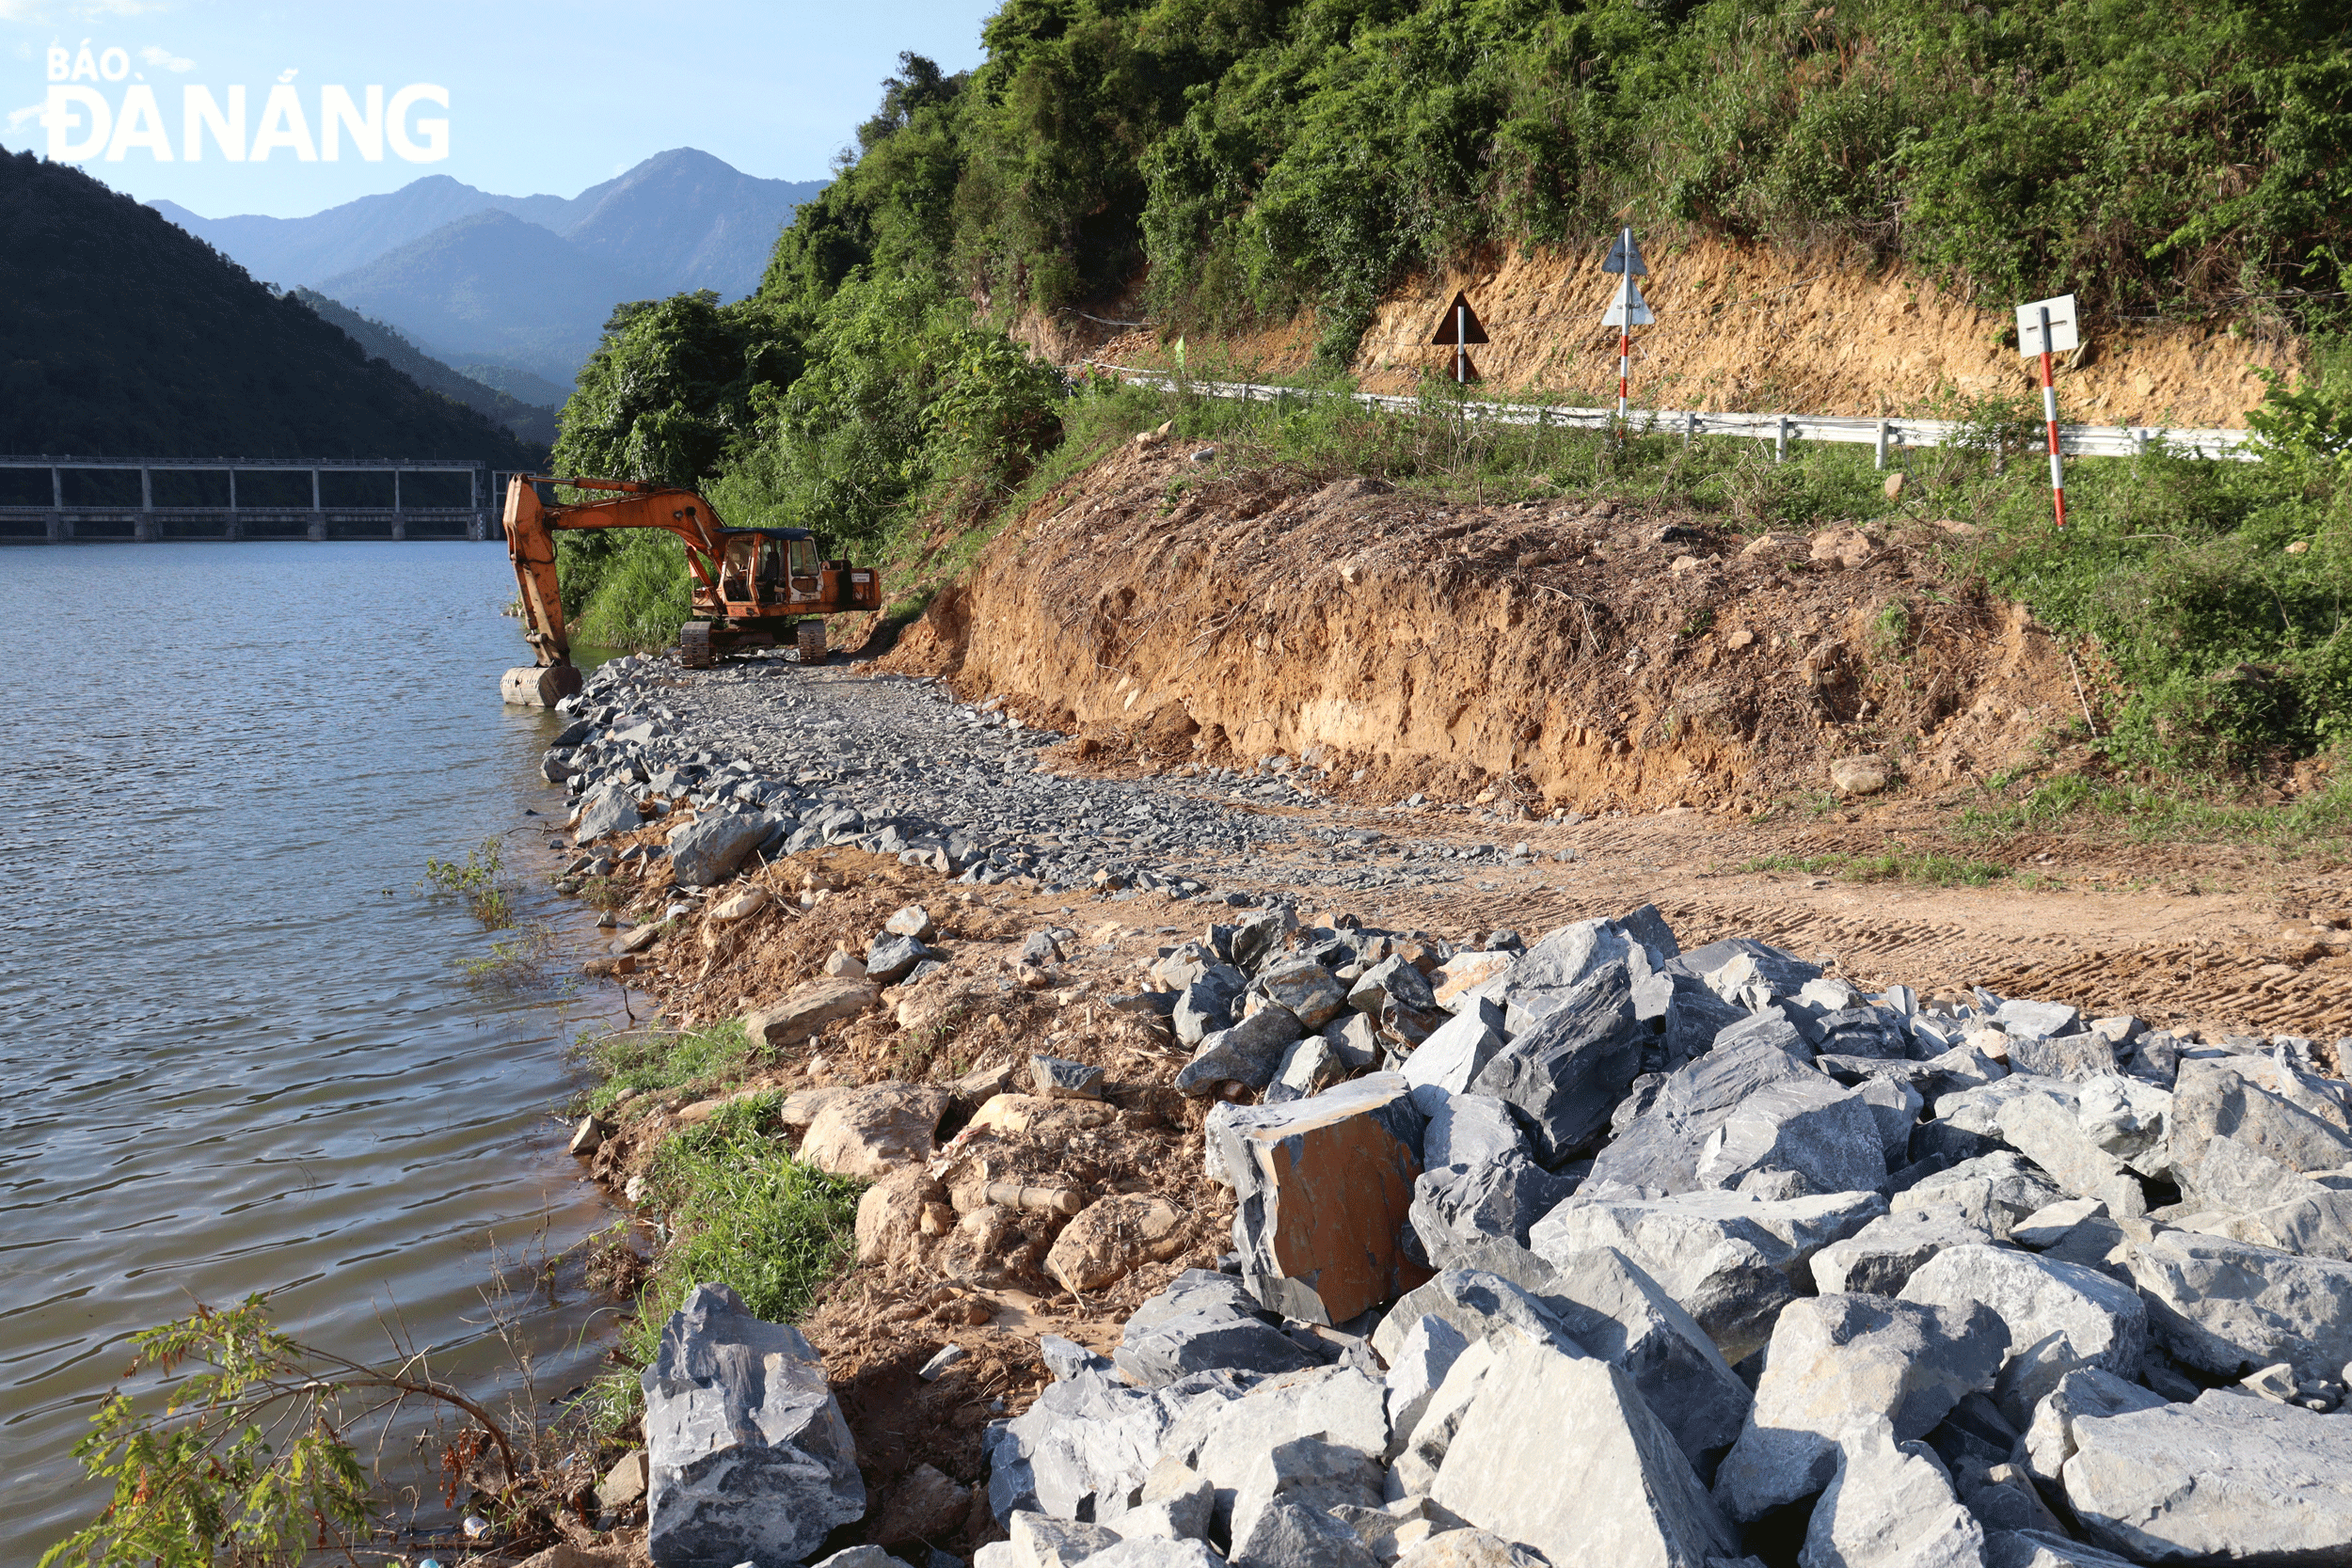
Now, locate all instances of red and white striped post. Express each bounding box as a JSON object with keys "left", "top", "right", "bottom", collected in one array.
[
  {"left": 2037, "top": 306, "right": 2067, "bottom": 530},
  {"left": 2016, "top": 293, "right": 2078, "bottom": 531},
  {"left": 1616, "top": 268, "right": 1633, "bottom": 420},
  {"left": 1598, "top": 227, "right": 1652, "bottom": 440}
]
